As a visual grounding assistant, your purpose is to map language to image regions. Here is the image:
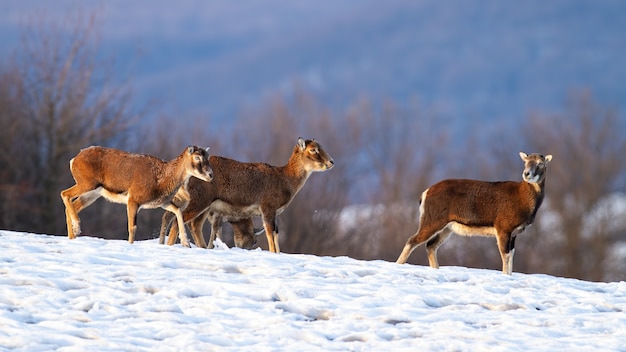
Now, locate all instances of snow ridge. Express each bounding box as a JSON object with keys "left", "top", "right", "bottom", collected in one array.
[{"left": 0, "top": 231, "right": 625, "bottom": 351}]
